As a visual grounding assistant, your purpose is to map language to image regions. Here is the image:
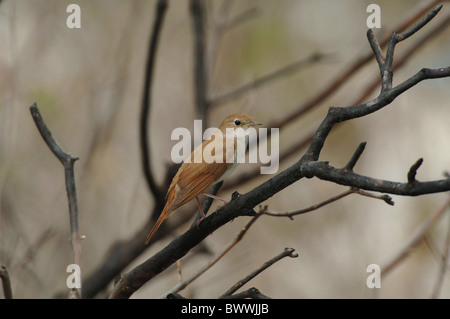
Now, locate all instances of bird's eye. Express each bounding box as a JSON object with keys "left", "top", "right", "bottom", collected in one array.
[{"left": 234, "top": 119, "right": 241, "bottom": 126}]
